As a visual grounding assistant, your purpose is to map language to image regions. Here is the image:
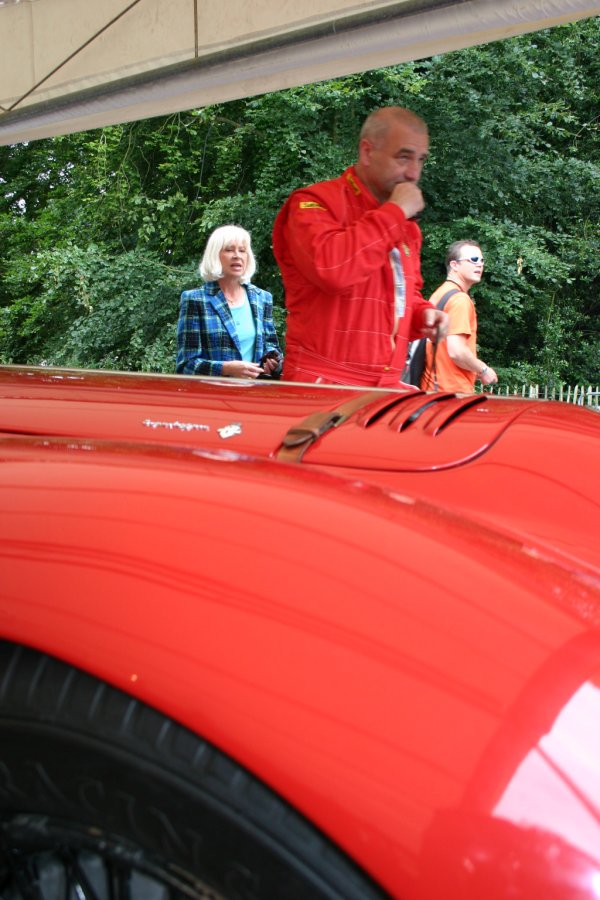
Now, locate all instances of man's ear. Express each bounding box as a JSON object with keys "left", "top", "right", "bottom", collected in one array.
[{"left": 358, "top": 138, "right": 372, "bottom": 167}]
